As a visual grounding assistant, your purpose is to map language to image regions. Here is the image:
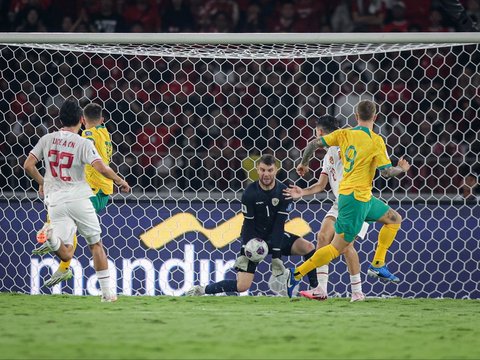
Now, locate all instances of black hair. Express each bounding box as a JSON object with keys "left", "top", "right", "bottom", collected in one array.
[
  {"left": 316, "top": 115, "right": 339, "bottom": 133},
  {"left": 59, "top": 98, "right": 83, "bottom": 127},
  {"left": 257, "top": 154, "right": 277, "bottom": 166},
  {"left": 83, "top": 103, "right": 102, "bottom": 121}
]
